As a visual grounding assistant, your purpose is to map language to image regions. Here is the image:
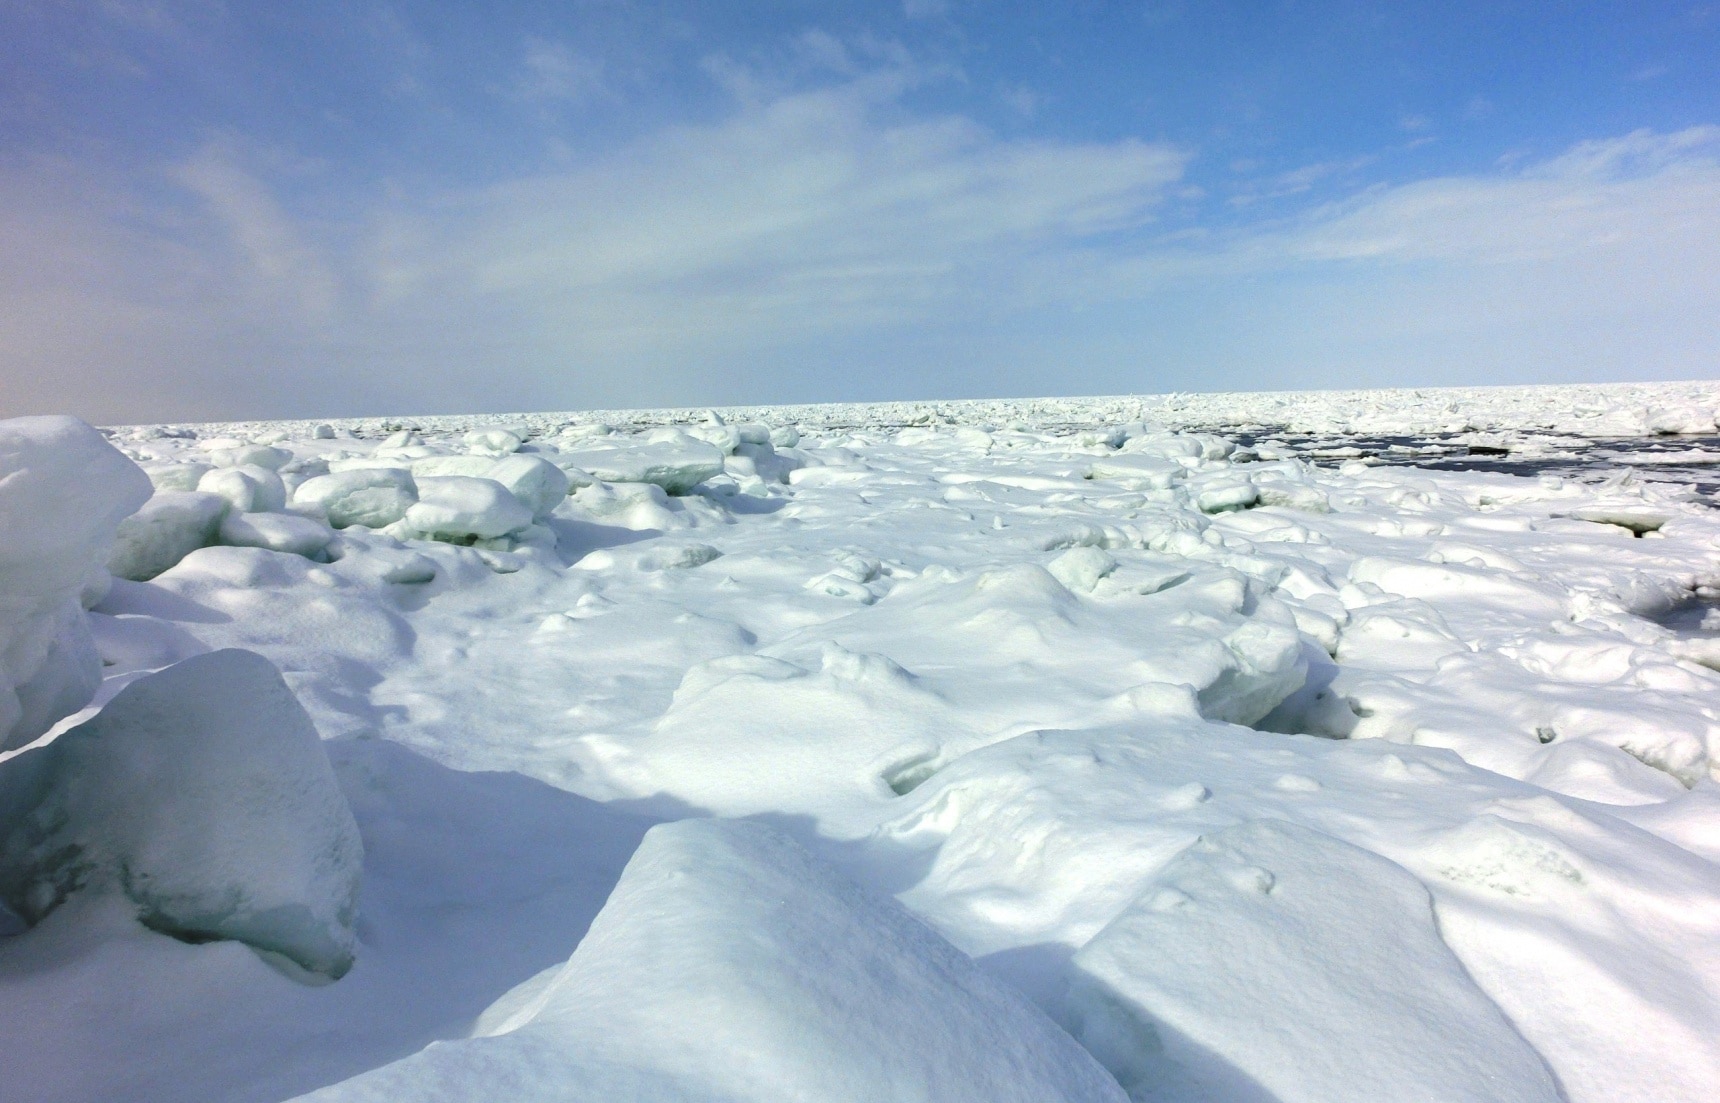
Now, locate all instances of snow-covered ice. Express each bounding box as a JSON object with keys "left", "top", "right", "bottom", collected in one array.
[
  {"left": 0, "top": 650, "right": 362, "bottom": 981},
  {"left": 0, "top": 416, "right": 152, "bottom": 751},
  {"left": 4, "top": 379, "right": 1720, "bottom": 1102},
  {"left": 291, "top": 818, "right": 1123, "bottom": 1103}
]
